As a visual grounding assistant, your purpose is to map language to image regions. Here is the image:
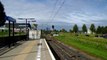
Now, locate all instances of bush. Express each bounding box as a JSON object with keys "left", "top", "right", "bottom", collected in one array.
[
  {"left": 85, "top": 34, "right": 90, "bottom": 37},
  {"left": 95, "top": 35, "right": 98, "bottom": 37},
  {"left": 75, "top": 34, "right": 78, "bottom": 36}
]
